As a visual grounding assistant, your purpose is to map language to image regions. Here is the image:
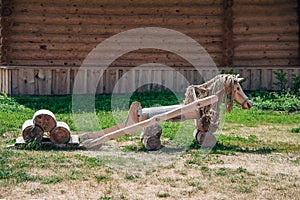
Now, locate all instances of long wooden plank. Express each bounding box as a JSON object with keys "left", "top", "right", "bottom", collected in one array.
[
  {"left": 9, "top": 56, "right": 224, "bottom": 68},
  {"left": 9, "top": 40, "right": 224, "bottom": 52},
  {"left": 233, "top": 24, "right": 298, "bottom": 35},
  {"left": 234, "top": 34, "right": 298, "bottom": 43},
  {"left": 234, "top": 0, "right": 296, "bottom": 5},
  {"left": 233, "top": 59, "right": 300, "bottom": 67},
  {"left": 10, "top": 14, "right": 224, "bottom": 26},
  {"left": 234, "top": 50, "right": 299, "bottom": 60},
  {"left": 233, "top": 4, "right": 297, "bottom": 14},
  {"left": 9, "top": 33, "right": 223, "bottom": 44},
  {"left": 11, "top": 4, "right": 224, "bottom": 16},
  {"left": 12, "top": 0, "right": 224, "bottom": 7},
  {"left": 10, "top": 24, "right": 224, "bottom": 36},
  {"left": 234, "top": 42, "right": 299, "bottom": 51},
  {"left": 234, "top": 13, "right": 297, "bottom": 24}
]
